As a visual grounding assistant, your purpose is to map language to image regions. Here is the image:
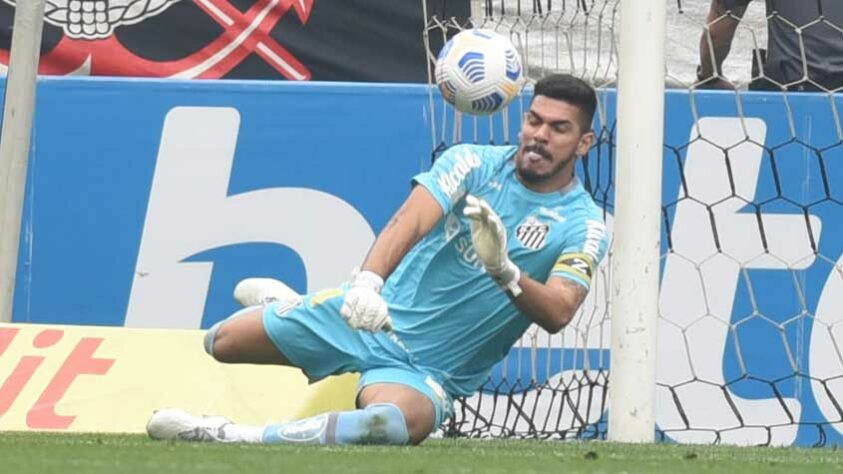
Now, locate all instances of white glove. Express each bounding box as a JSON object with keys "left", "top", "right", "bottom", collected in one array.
[
  {"left": 463, "top": 195, "right": 522, "bottom": 297},
  {"left": 340, "top": 270, "right": 393, "bottom": 332}
]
